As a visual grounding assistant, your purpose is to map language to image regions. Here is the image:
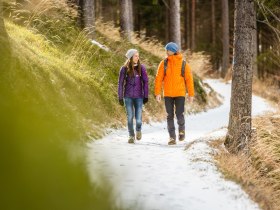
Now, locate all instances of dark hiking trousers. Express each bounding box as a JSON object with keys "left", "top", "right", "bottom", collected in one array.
[{"left": 164, "top": 97, "right": 185, "bottom": 138}]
